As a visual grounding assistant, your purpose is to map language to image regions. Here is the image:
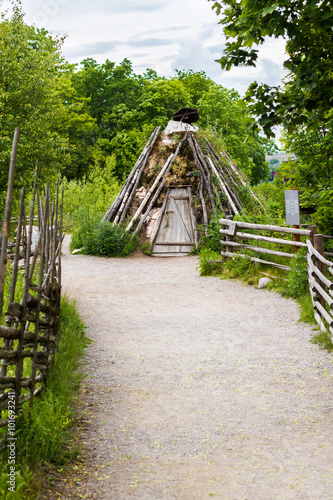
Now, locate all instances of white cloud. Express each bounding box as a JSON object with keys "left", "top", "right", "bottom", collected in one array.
[{"left": 4, "top": 0, "right": 286, "bottom": 97}]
